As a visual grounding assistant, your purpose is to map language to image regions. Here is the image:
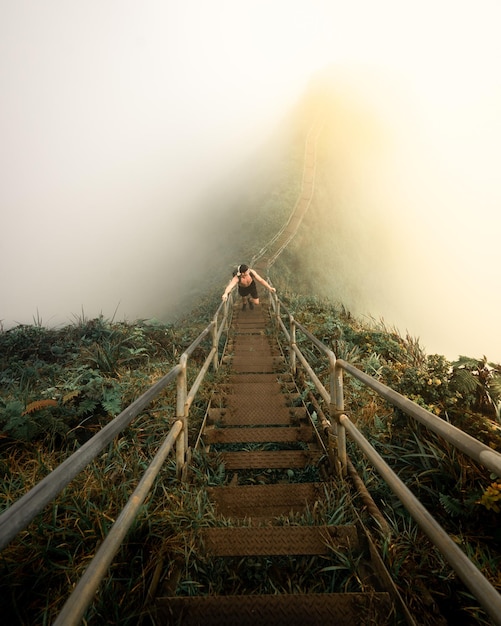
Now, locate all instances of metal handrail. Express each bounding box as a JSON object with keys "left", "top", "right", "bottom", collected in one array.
[
  {"left": 269, "top": 294, "right": 501, "bottom": 477},
  {"left": 53, "top": 420, "right": 184, "bottom": 626},
  {"left": 339, "top": 412, "right": 501, "bottom": 625},
  {"left": 0, "top": 300, "right": 231, "bottom": 555},
  {"left": 269, "top": 291, "right": 501, "bottom": 625}
]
